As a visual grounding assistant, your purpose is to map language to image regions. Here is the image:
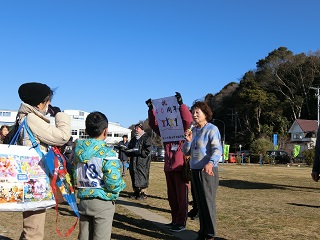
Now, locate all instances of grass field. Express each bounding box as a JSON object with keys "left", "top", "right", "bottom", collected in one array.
[{"left": 1, "top": 162, "right": 320, "bottom": 240}]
